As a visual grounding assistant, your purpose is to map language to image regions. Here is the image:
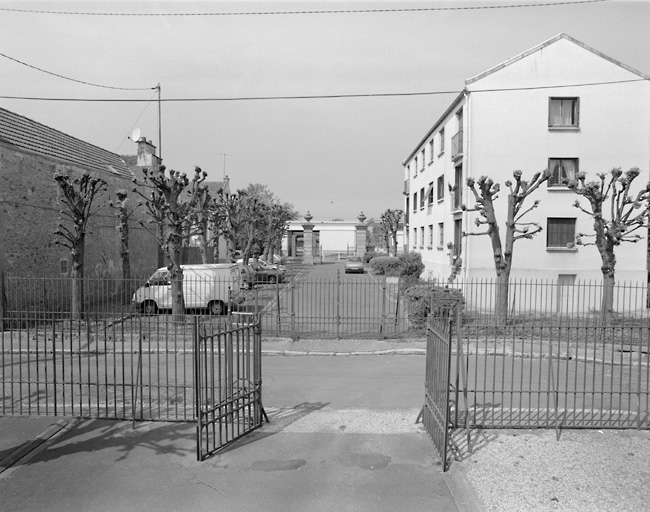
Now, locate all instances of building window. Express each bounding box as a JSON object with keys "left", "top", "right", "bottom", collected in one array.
[
  {"left": 549, "top": 158, "right": 579, "bottom": 187},
  {"left": 412, "top": 161, "right": 417, "bottom": 177},
  {"left": 428, "top": 224, "right": 434, "bottom": 247},
  {"left": 413, "top": 192, "right": 417, "bottom": 211},
  {"left": 428, "top": 140, "right": 434, "bottom": 163},
  {"left": 453, "top": 165, "right": 463, "bottom": 210},
  {"left": 439, "top": 127, "right": 445, "bottom": 154},
  {"left": 453, "top": 219, "right": 462, "bottom": 259},
  {"left": 547, "top": 218, "right": 576, "bottom": 248},
  {"left": 549, "top": 97, "right": 579, "bottom": 128},
  {"left": 438, "top": 222, "right": 444, "bottom": 248},
  {"left": 427, "top": 182, "right": 434, "bottom": 205},
  {"left": 437, "top": 175, "right": 445, "bottom": 201},
  {"left": 60, "top": 259, "right": 69, "bottom": 275},
  {"left": 413, "top": 228, "right": 418, "bottom": 248},
  {"left": 420, "top": 149, "right": 425, "bottom": 171},
  {"left": 420, "top": 187, "right": 425, "bottom": 209},
  {"left": 420, "top": 226, "right": 425, "bottom": 248}
]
